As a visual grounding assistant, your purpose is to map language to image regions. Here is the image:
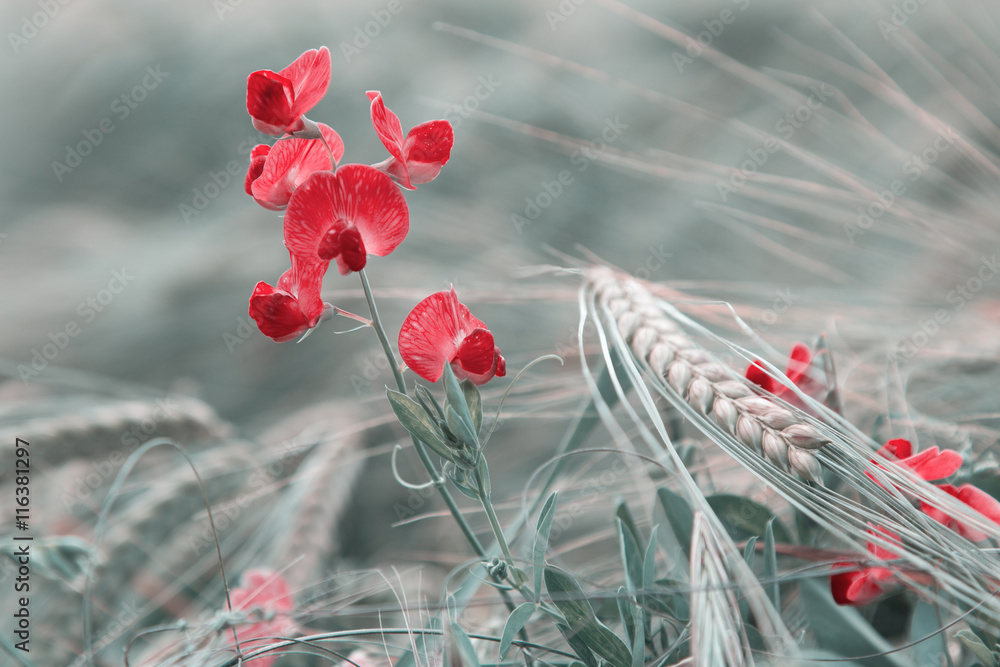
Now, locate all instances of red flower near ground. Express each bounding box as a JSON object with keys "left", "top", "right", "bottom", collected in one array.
[
  {"left": 831, "top": 525, "right": 902, "bottom": 606},
  {"left": 398, "top": 287, "right": 506, "bottom": 385},
  {"left": 229, "top": 569, "right": 297, "bottom": 667},
  {"left": 870, "top": 438, "right": 963, "bottom": 484},
  {"left": 247, "top": 47, "right": 331, "bottom": 137},
  {"left": 367, "top": 91, "right": 454, "bottom": 190},
  {"left": 921, "top": 484, "right": 1000, "bottom": 542},
  {"left": 283, "top": 166, "right": 409, "bottom": 275},
  {"left": 249, "top": 254, "right": 330, "bottom": 342},
  {"left": 245, "top": 124, "right": 345, "bottom": 210}
]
